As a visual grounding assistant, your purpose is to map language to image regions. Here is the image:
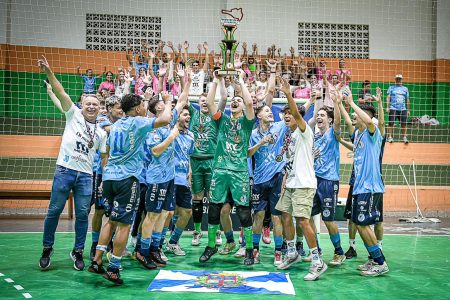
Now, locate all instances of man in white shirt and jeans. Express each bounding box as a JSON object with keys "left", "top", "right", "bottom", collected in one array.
[
  {"left": 37, "top": 56, "right": 108, "bottom": 272},
  {"left": 275, "top": 77, "right": 328, "bottom": 281}
]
